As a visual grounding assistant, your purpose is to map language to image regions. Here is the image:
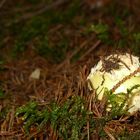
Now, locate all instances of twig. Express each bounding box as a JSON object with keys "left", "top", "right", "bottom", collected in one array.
[
  {"left": 55, "top": 36, "right": 94, "bottom": 71},
  {"left": 11, "top": 0, "right": 70, "bottom": 24},
  {"left": 0, "top": 131, "right": 17, "bottom": 136},
  {"left": 104, "top": 126, "right": 116, "bottom": 140},
  {"left": 111, "top": 67, "right": 140, "bottom": 92},
  {"left": 79, "top": 40, "right": 101, "bottom": 60},
  {"left": 0, "top": 0, "right": 6, "bottom": 9}
]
